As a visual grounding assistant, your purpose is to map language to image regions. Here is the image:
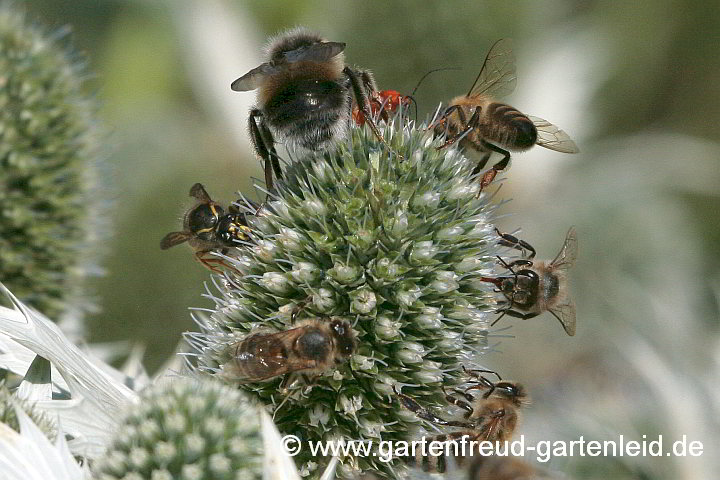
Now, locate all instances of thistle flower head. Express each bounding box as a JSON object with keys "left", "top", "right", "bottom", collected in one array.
[
  {"left": 0, "top": 5, "right": 102, "bottom": 322},
  {"left": 188, "top": 118, "right": 504, "bottom": 478},
  {"left": 92, "top": 377, "right": 264, "bottom": 480}
]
